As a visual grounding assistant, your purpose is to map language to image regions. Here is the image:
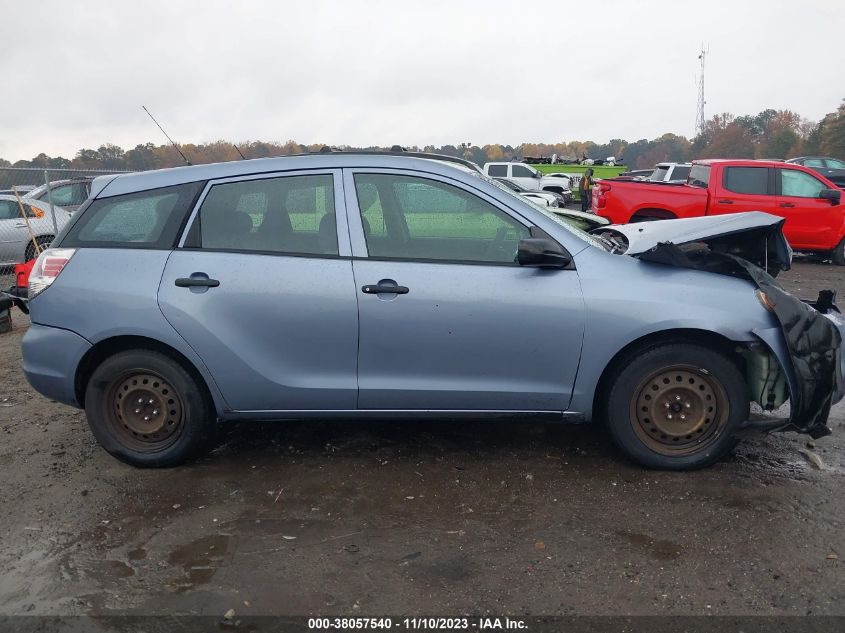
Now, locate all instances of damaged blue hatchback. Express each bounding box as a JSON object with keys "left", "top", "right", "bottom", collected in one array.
[{"left": 20, "top": 152, "right": 845, "bottom": 469}]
